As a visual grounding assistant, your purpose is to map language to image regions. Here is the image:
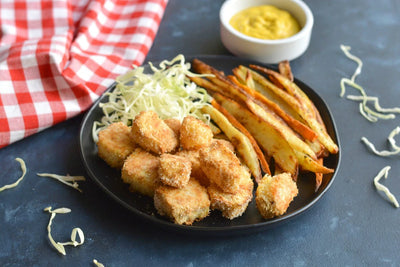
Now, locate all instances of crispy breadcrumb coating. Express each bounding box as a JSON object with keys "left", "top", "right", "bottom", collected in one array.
[
  {"left": 175, "top": 149, "right": 209, "bottom": 186},
  {"left": 256, "top": 173, "right": 298, "bottom": 219},
  {"left": 159, "top": 154, "right": 191, "bottom": 188},
  {"left": 199, "top": 141, "right": 246, "bottom": 193},
  {"left": 164, "top": 118, "right": 181, "bottom": 137},
  {"left": 208, "top": 170, "right": 254, "bottom": 219},
  {"left": 180, "top": 116, "right": 213, "bottom": 150},
  {"left": 212, "top": 138, "right": 235, "bottom": 152},
  {"left": 97, "top": 122, "right": 136, "bottom": 168},
  {"left": 121, "top": 148, "right": 160, "bottom": 197},
  {"left": 131, "top": 110, "right": 179, "bottom": 154},
  {"left": 154, "top": 178, "right": 210, "bottom": 225}
]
